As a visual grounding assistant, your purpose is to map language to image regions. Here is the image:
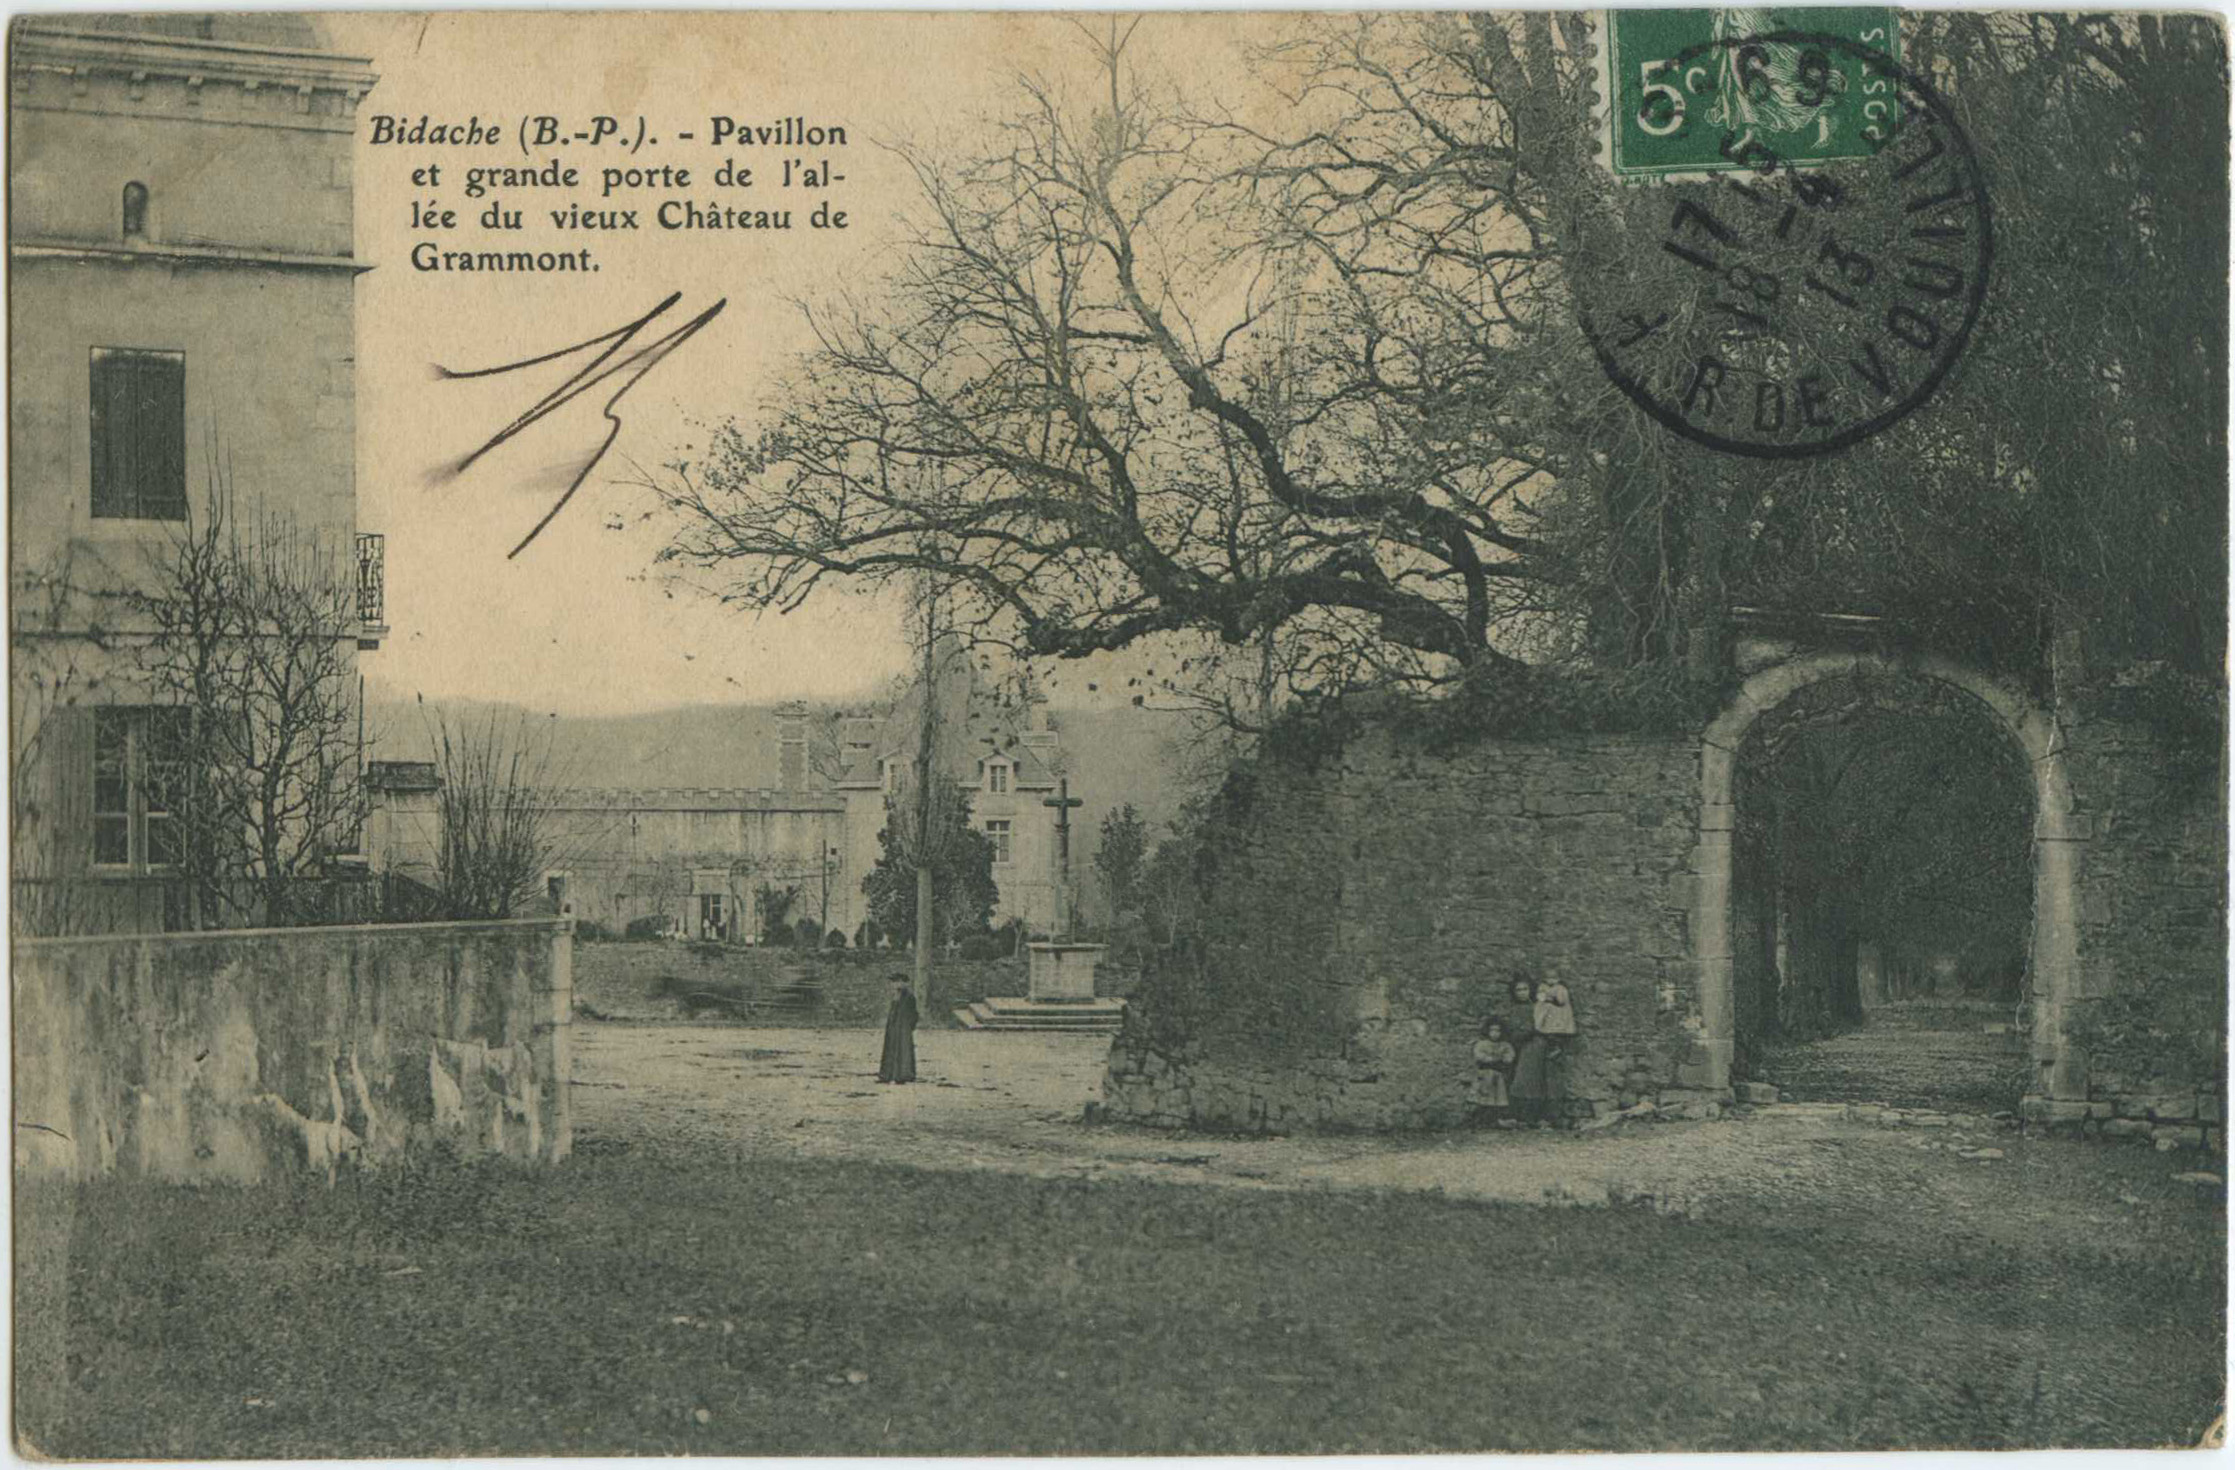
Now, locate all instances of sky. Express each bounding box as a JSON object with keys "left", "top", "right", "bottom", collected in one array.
[{"left": 326, "top": 12, "right": 1295, "bottom": 715}]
